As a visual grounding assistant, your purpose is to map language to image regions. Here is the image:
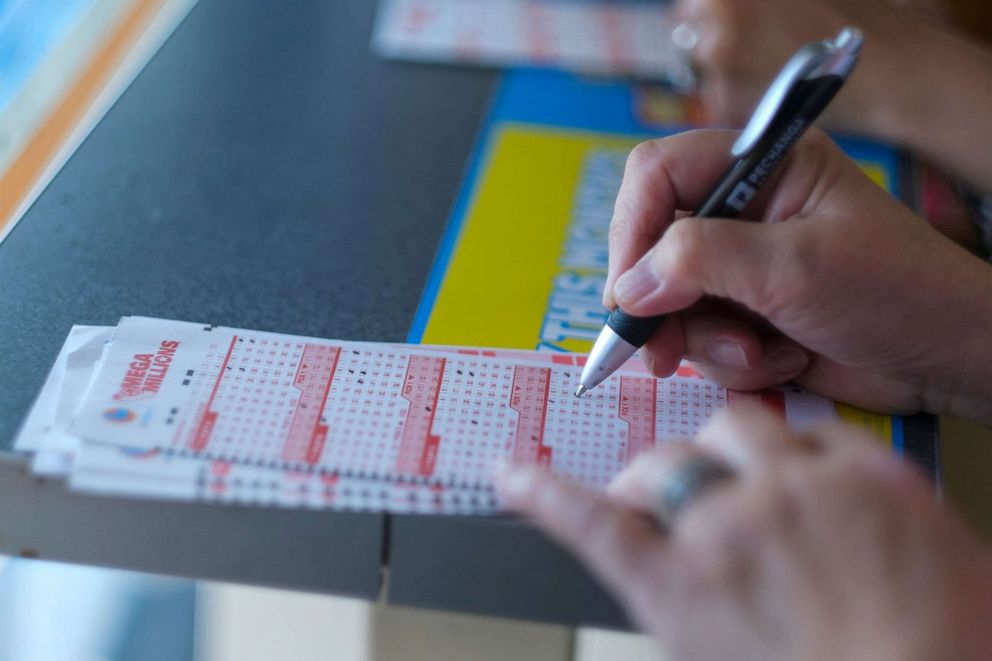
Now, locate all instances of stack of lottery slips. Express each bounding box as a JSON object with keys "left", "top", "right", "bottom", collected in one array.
[
  {"left": 14, "top": 317, "right": 838, "bottom": 515},
  {"left": 373, "top": 0, "right": 684, "bottom": 81}
]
